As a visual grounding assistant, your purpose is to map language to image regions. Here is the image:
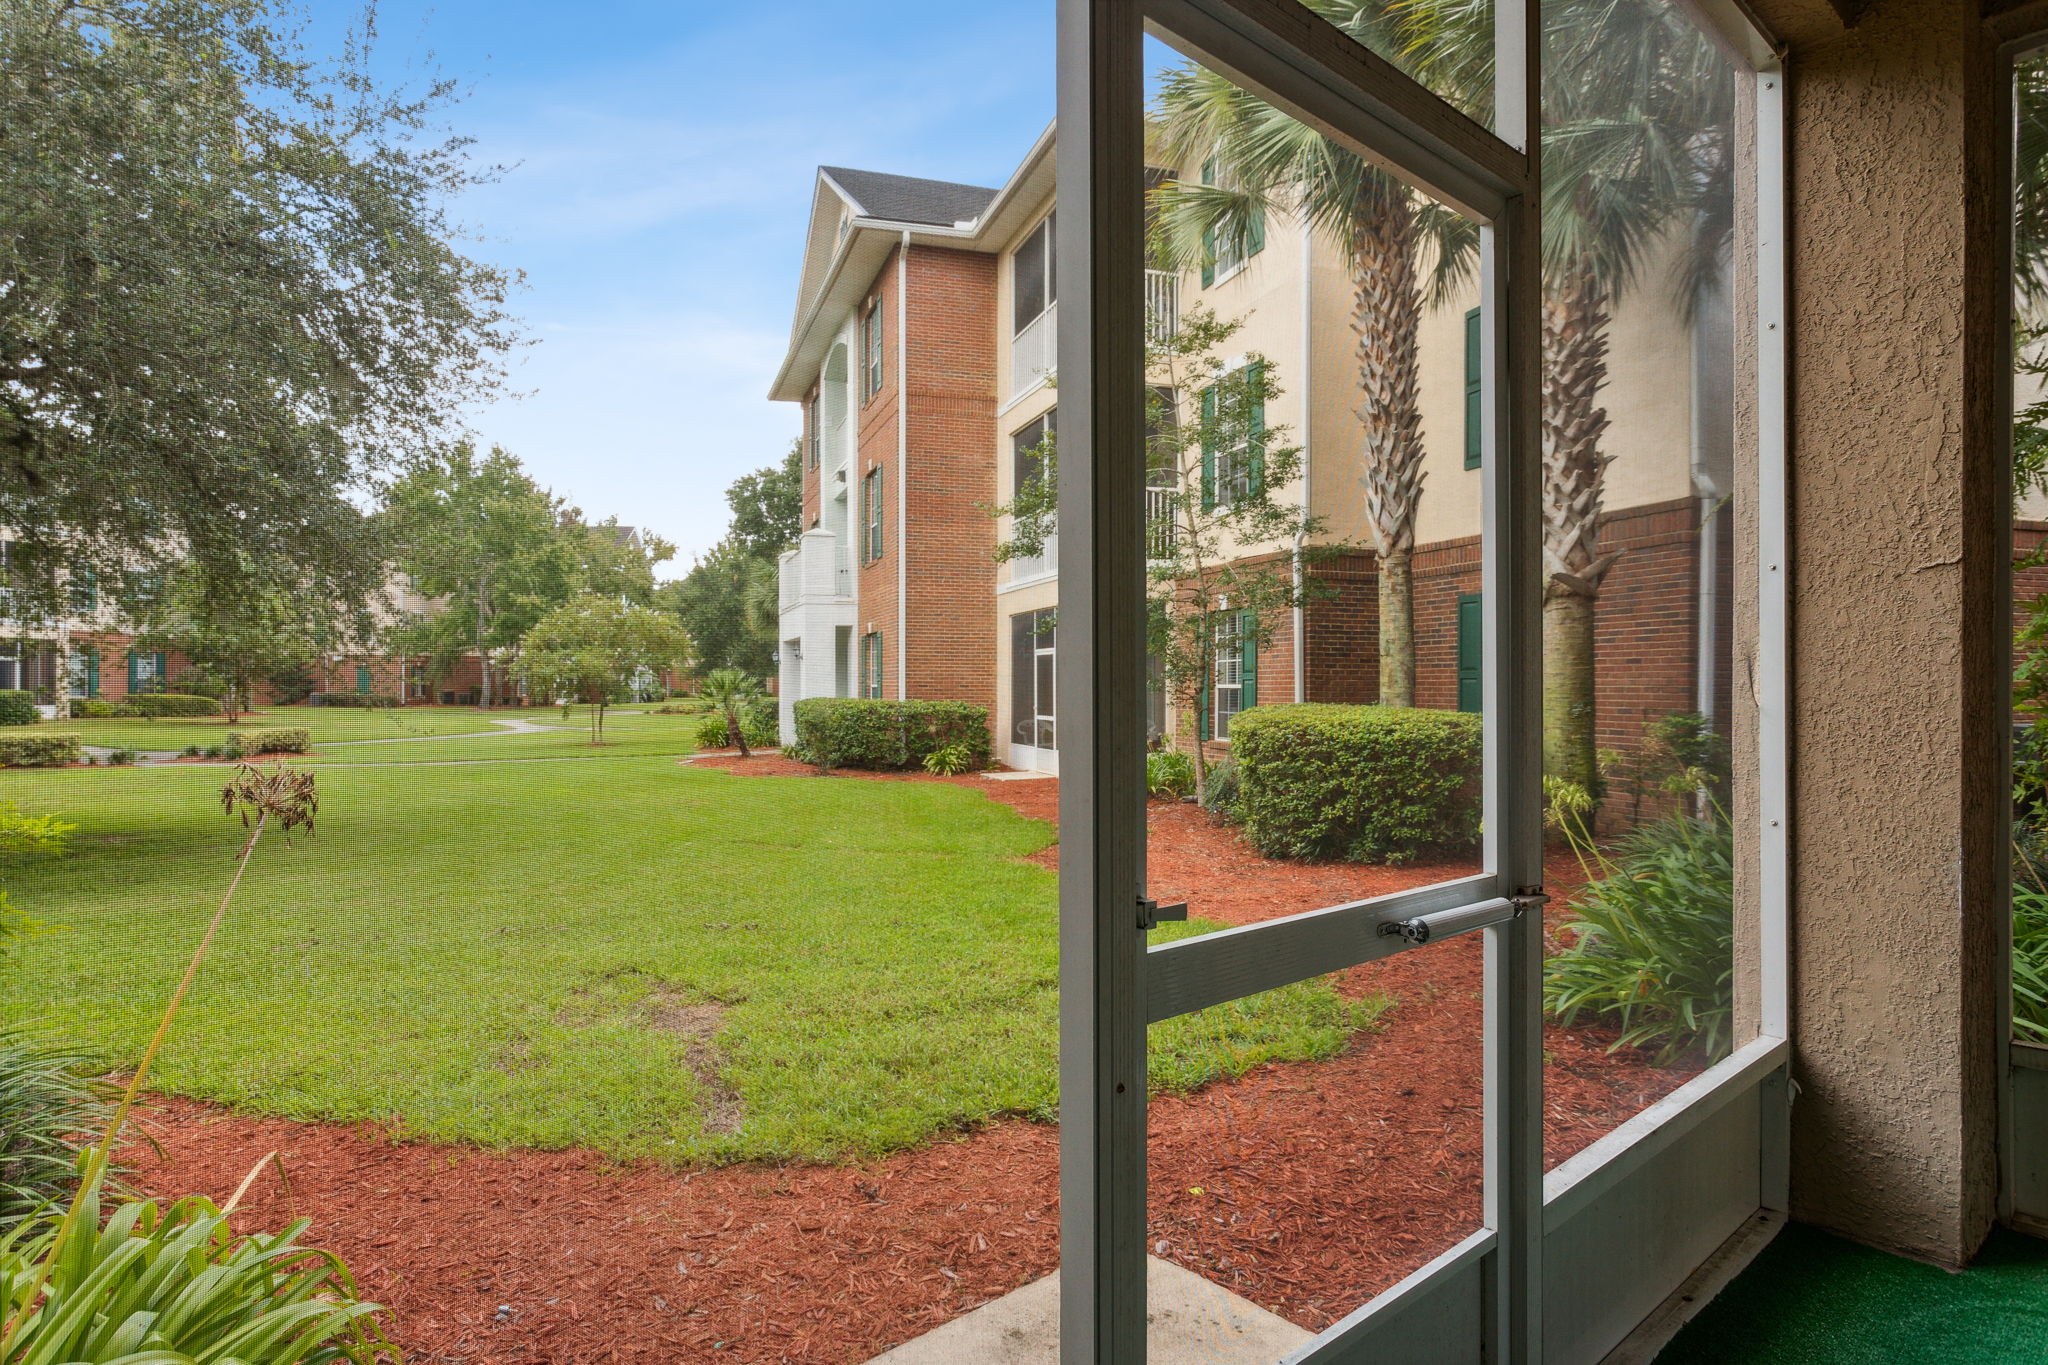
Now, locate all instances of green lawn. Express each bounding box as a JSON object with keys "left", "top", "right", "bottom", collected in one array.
[
  {"left": 0, "top": 756, "right": 1370, "bottom": 1162},
  {"left": 38, "top": 706, "right": 510, "bottom": 751}
]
